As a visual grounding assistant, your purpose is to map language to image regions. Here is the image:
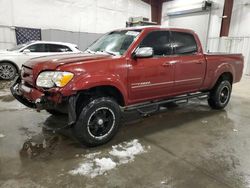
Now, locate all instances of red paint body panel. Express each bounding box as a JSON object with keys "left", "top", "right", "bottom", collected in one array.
[{"left": 19, "top": 27, "right": 244, "bottom": 107}]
